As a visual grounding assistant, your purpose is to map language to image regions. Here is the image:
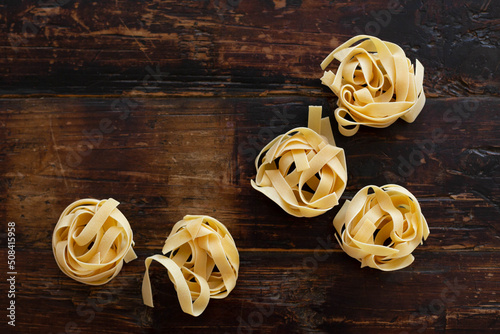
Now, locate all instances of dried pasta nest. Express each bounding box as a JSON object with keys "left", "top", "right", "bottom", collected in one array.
[
  {"left": 333, "top": 185, "right": 429, "bottom": 271},
  {"left": 251, "top": 106, "right": 347, "bottom": 217},
  {"left": 142, "top": 215, "right": 239, "bottom": 317},
  {"left": 52, "top": 198, "right": 137, "bottom": 285},
  {"left": 321, "top": 35, "right": 426, "bottom": 136}
]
